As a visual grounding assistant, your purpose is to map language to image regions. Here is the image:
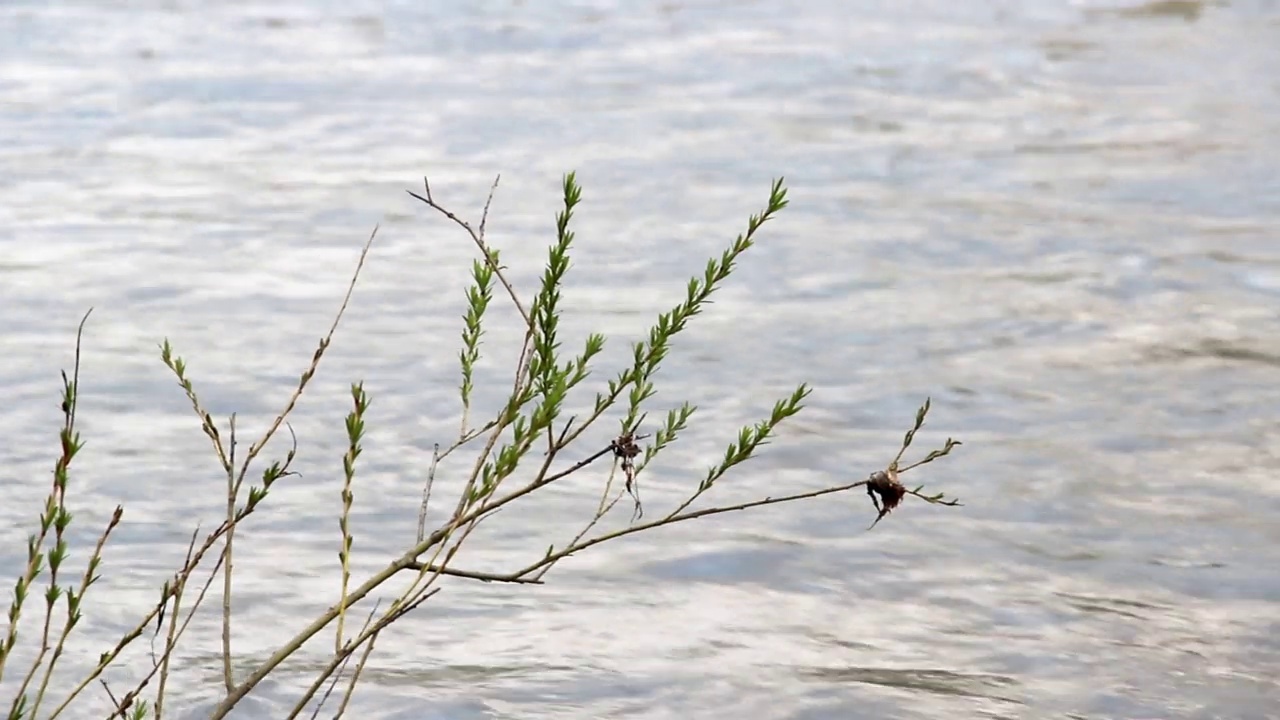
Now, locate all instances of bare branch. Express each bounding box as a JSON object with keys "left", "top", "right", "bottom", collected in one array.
[
  {"left": 243, "top": 225, "right": 378, "bottom": 465},
  {"left": 407, "top": 182, "right": 531, "bottom": 328}
]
